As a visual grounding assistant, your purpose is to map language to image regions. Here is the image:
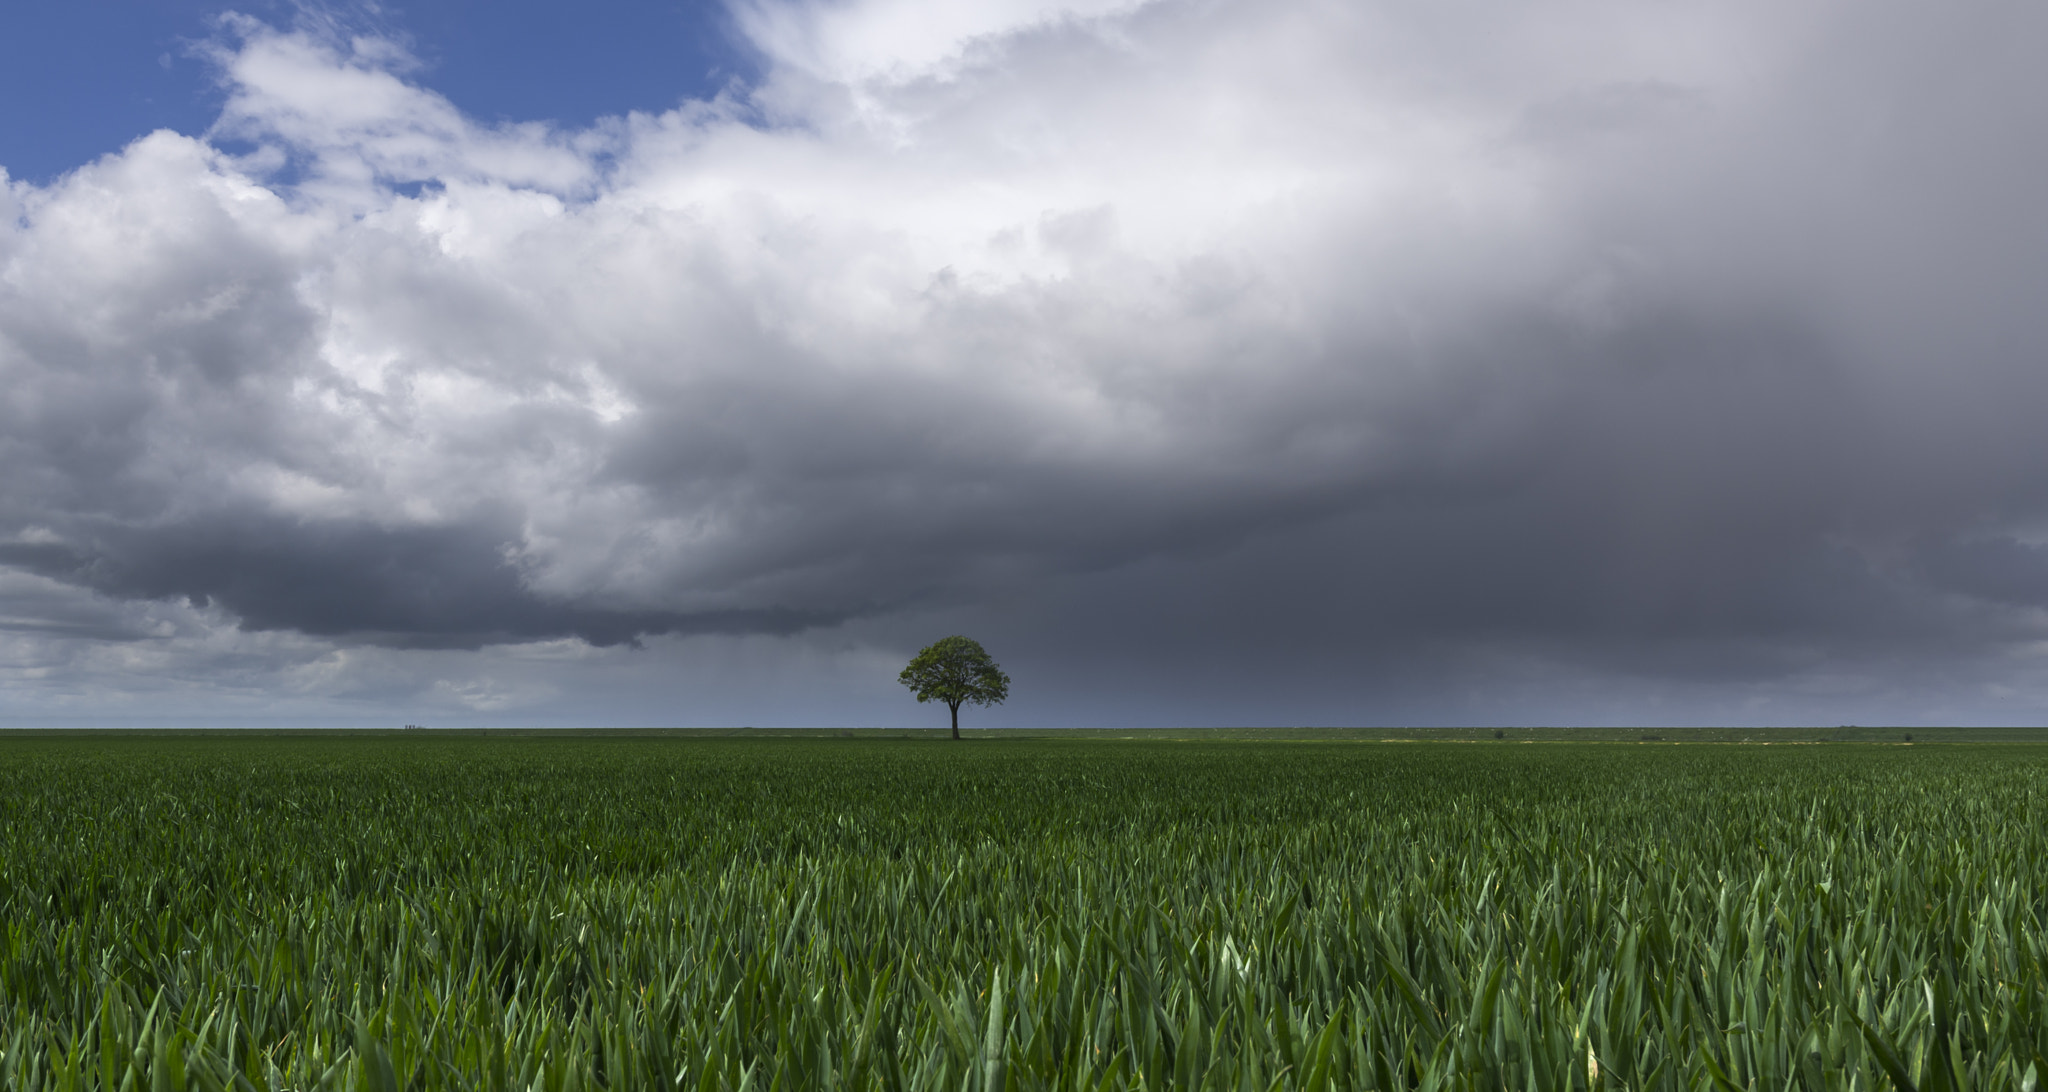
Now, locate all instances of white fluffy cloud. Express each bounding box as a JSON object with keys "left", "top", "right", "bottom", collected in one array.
[{"left": 5, "top": 0, "right": 2048, "bottom": 725}]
